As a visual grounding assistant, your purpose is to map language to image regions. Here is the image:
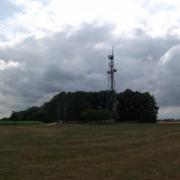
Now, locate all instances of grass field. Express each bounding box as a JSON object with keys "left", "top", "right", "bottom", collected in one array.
[
  {"left": 0, "top": 120, "right": 42, "bottom": 125},
  {"left": 0, "top": 124, "right": 180, "bottom": 179}
]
